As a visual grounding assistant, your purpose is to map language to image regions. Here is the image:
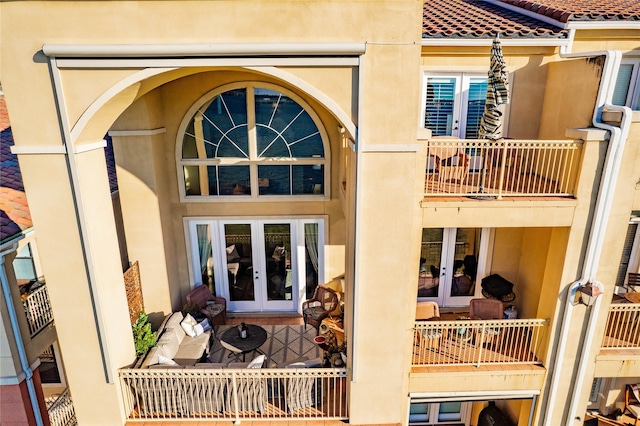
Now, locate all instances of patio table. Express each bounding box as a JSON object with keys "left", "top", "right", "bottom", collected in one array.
[{"left": 219, "top": 324, "right": 267, "bottom": 362}]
